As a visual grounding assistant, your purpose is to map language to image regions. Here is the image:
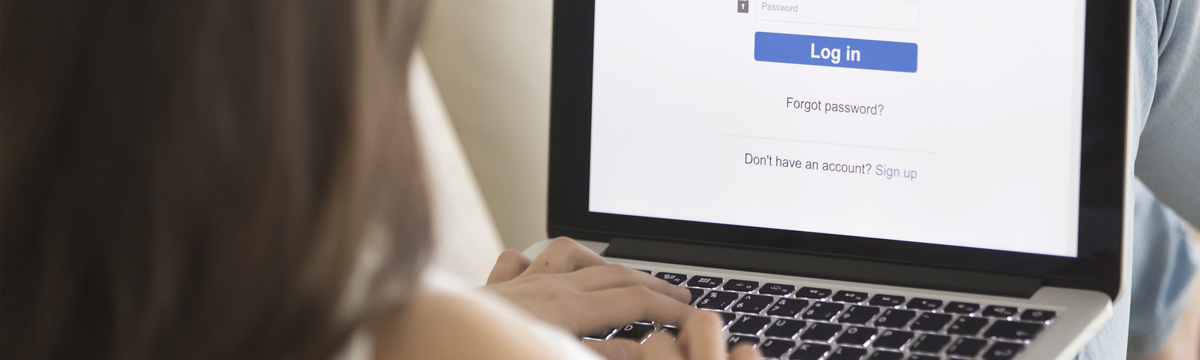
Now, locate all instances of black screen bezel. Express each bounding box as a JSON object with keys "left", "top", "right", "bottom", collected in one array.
[{"left": 548, "top": 0, "right": 1130, "bottom": 298}]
